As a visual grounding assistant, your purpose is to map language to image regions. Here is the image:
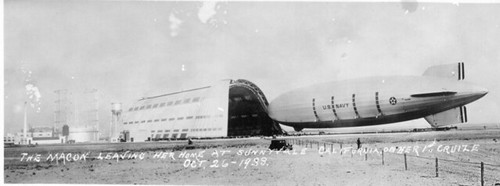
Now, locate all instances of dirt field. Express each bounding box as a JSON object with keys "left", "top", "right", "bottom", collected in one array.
[{"left": 3, "top": 130, "right": 500, "bottom": 185}]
